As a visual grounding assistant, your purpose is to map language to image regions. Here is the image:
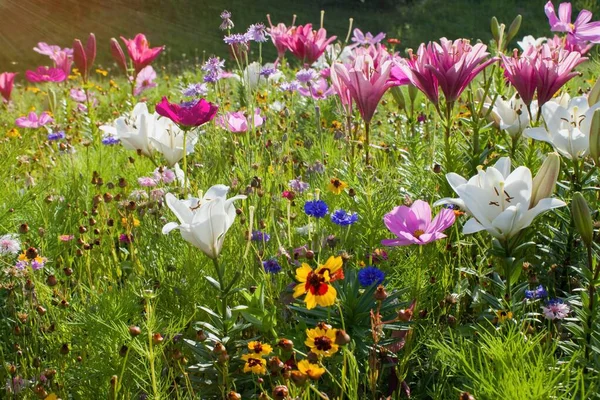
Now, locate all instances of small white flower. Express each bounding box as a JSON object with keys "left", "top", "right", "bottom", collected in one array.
[{"left": 0, "top": 234, "right": 21, "bottom": 256}]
